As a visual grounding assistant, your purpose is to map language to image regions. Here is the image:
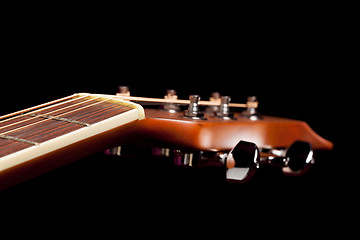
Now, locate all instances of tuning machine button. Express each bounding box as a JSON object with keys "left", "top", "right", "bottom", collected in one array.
[
  {"left": 226, "top": 140, "right": 314, "bottom": 183},
  {"left": 226, "top": 140, "right": 260, "bottom": 183},
  {"left": 184, "top": 95, "right": 206, "bottom": 120},
  {"left": 260, "top": 140, "right": 315, "bottom": 175},
  {"left": 282, "top": 141, "right": 314, "bottom": 175}
]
